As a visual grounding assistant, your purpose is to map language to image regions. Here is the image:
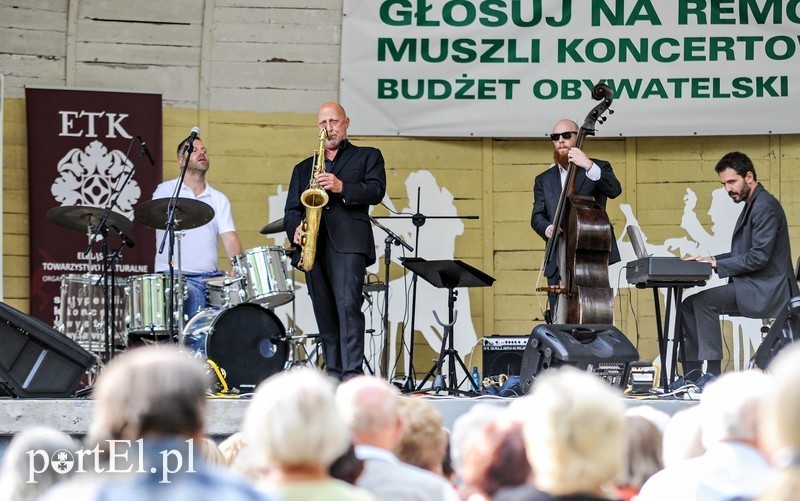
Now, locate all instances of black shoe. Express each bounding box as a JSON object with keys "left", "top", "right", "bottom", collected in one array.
[{"left": 695, "top": 372, "right": 717, "bottom": 390}]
